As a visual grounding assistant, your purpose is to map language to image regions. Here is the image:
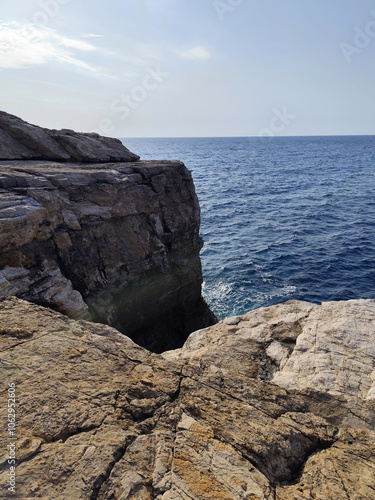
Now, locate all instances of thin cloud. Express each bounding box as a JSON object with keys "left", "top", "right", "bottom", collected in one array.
[
  {"left": 0, "top": 22, "right": 108, "bottom": 77},
  {"left": 58, "top": 38, "right": 95, "bottom": 51},
  {"left": 180, "top": 47, "right": 211, "bottom": 60},
  {"left": 82, "top": 33, "right": 104, "bottom": 39}
]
